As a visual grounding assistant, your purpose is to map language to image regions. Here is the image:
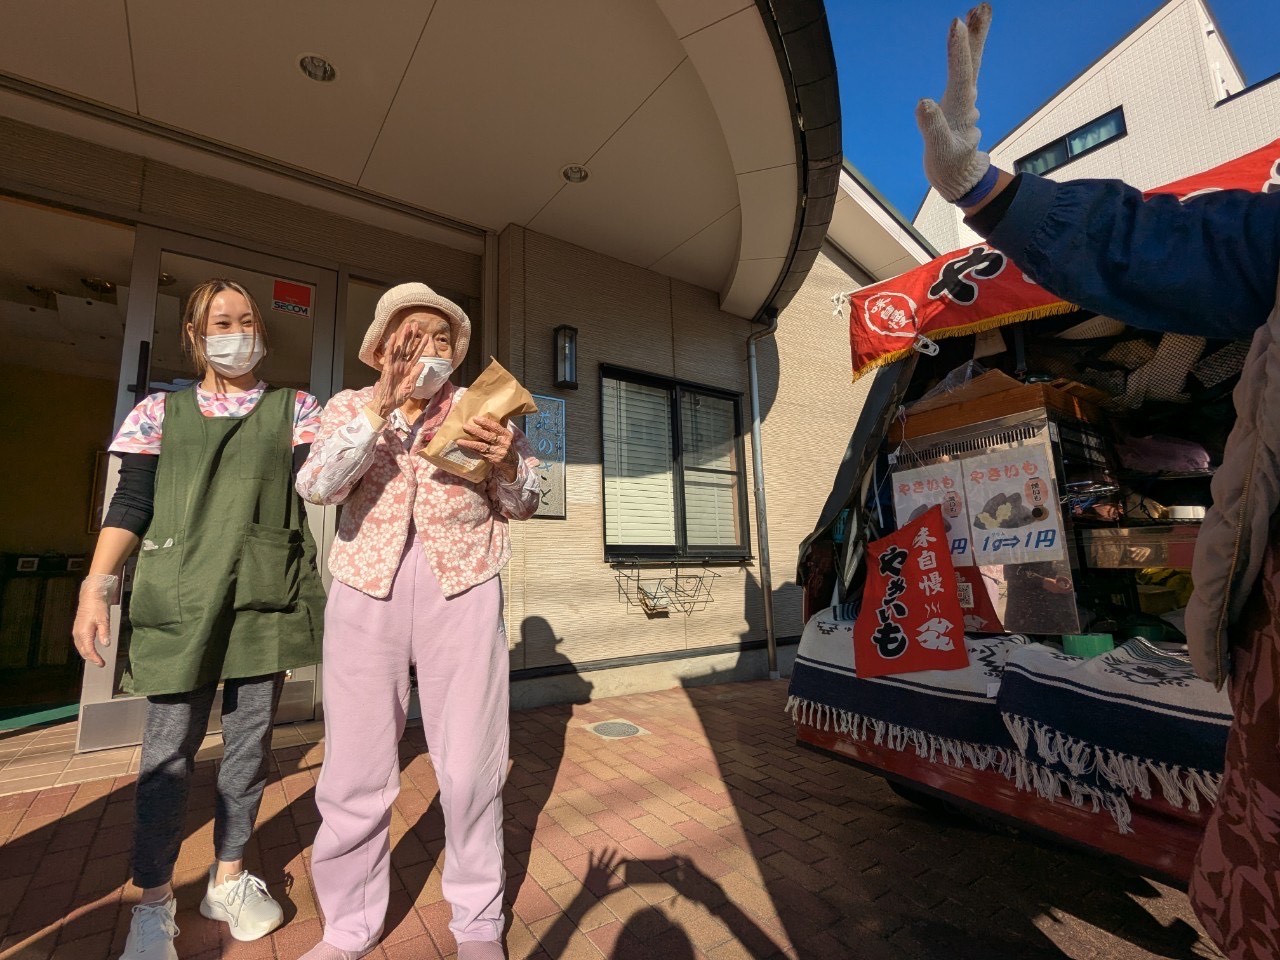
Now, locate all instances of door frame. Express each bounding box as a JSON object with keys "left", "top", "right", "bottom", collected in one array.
[{"left": 77, "top": 226, "right": 340, "bottom": 752}]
